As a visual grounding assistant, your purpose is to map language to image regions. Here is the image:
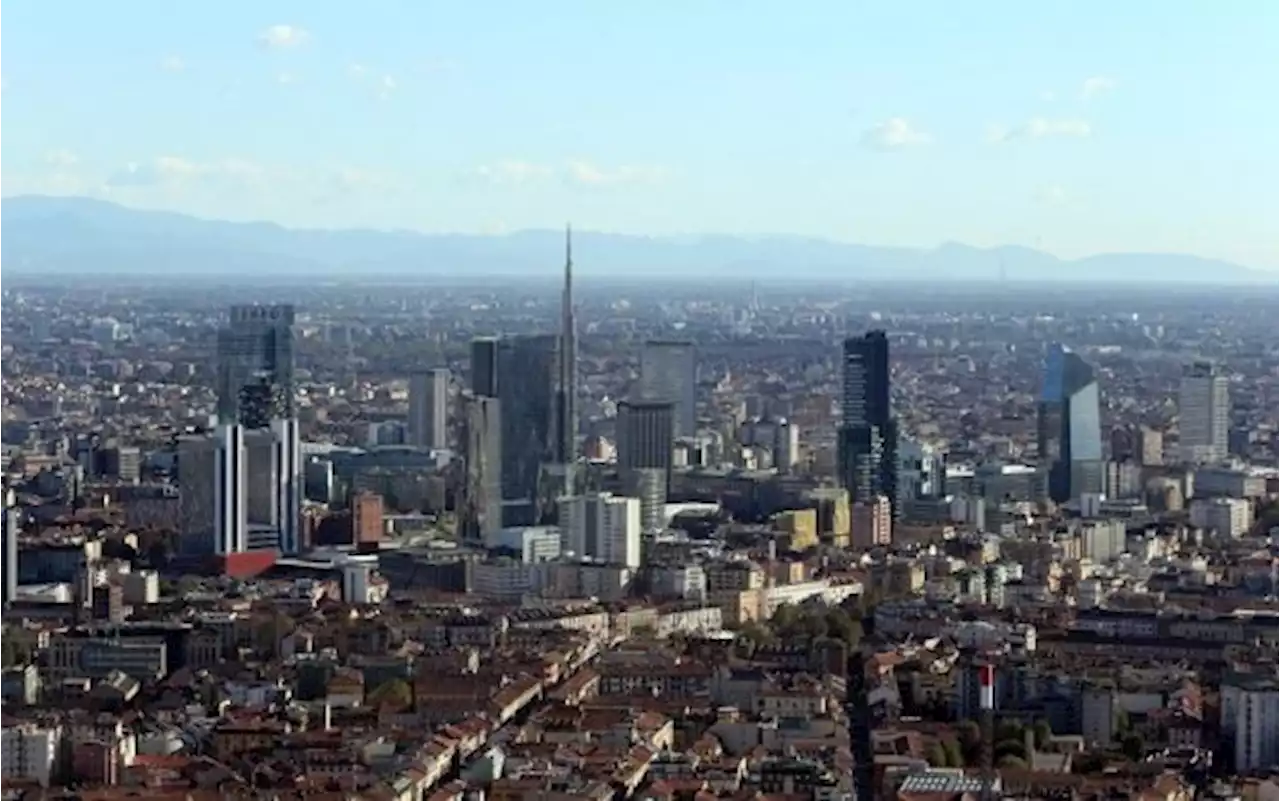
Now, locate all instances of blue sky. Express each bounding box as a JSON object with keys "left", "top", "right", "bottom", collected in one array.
[{"left": 3, "top": 1, "right": 1277, "bottom": 270}]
